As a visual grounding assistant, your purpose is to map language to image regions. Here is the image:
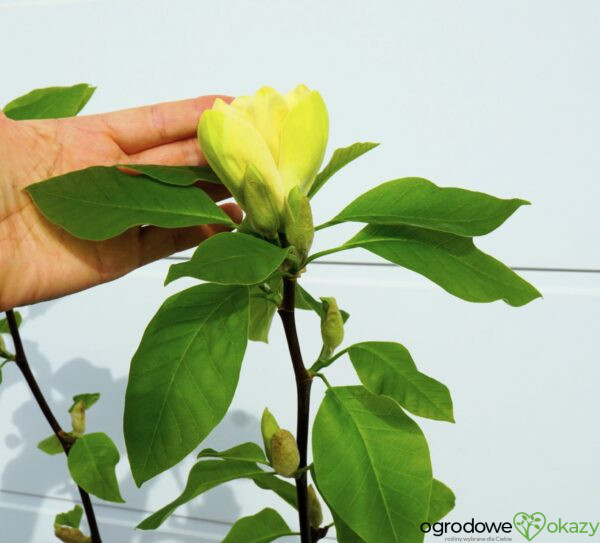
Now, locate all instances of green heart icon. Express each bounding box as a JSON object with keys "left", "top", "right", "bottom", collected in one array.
[{"left": 513, "top": 512, "right": 546, "bottom": 541}]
